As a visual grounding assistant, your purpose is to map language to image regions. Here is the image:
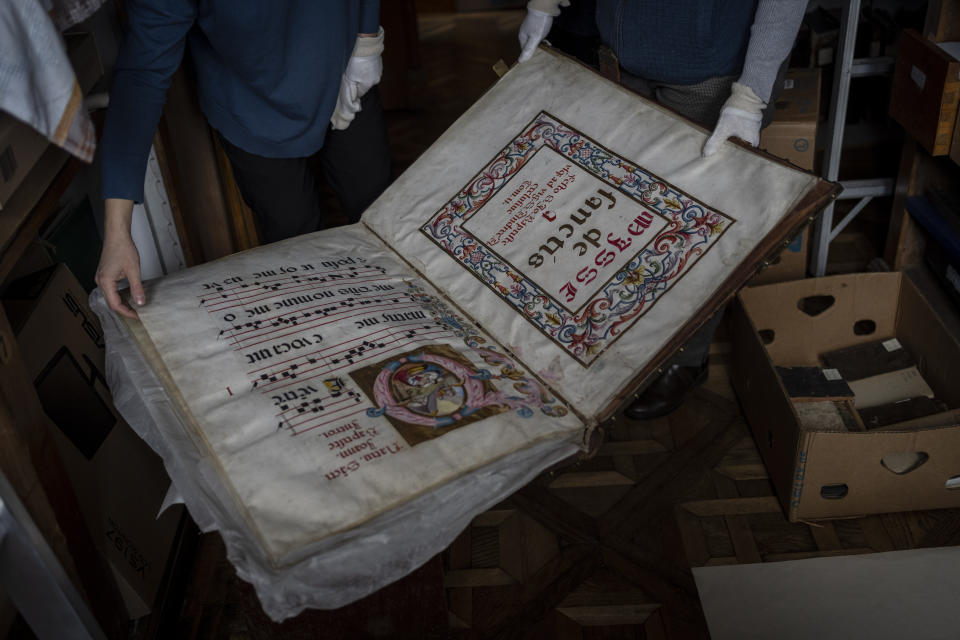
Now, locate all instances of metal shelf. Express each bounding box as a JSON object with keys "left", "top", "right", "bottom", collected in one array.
[{"left": 810, "top": 0, "right": 896, "bottom": 276}]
